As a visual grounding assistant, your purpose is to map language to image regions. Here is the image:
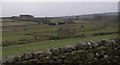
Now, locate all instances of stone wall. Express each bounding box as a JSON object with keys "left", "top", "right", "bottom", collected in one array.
[{"left": 1, "top": 38, "right": 120, "bottom": 65}]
